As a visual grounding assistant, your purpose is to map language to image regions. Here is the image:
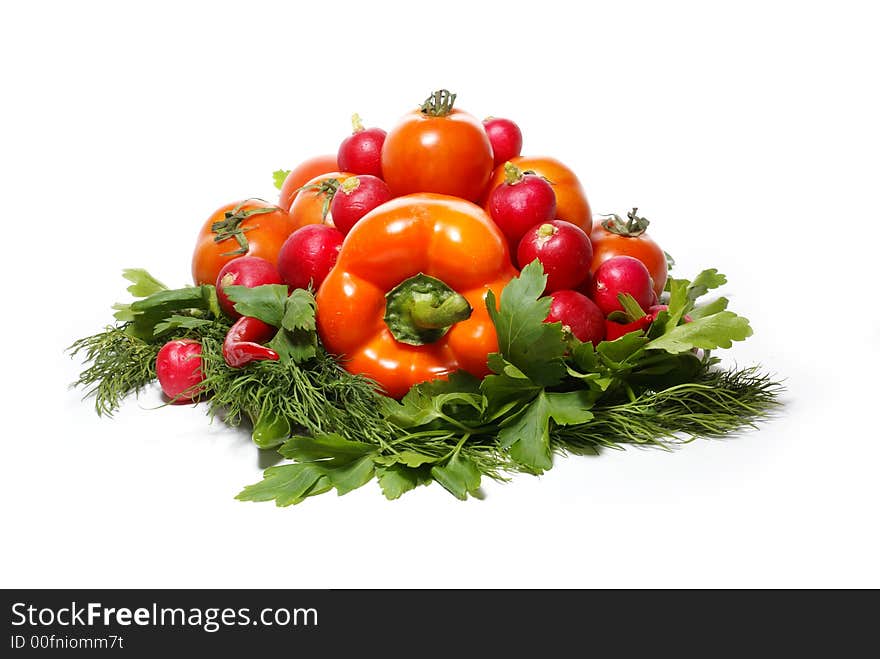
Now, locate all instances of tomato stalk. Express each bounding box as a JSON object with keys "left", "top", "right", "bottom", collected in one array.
[
  {"left": 598, "top": 207, "right": 651, "bottom": 237},
  {"left": 211, "top": 200, "right": 281, "bottom": 256},
  {"left": 296, "top": 178, "right": 341, "bottom": 220},
  {"left": 420, "top": 89, "right": 457, "bottom": 117}
]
